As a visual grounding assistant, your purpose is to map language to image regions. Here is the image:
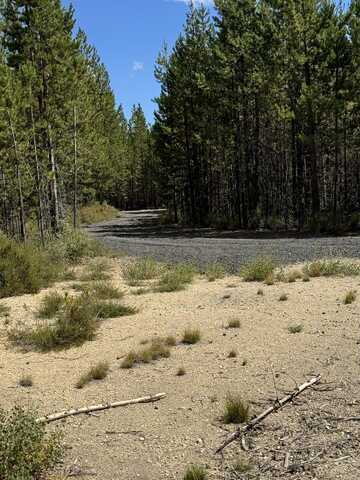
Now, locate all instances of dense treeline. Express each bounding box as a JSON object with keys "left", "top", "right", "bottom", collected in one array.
[
  {"left": 154, "top": 0, "right": 360, "bottom": 232},
  {"left": 0, "top": 0, "right": 158, "bottom": 242}
]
